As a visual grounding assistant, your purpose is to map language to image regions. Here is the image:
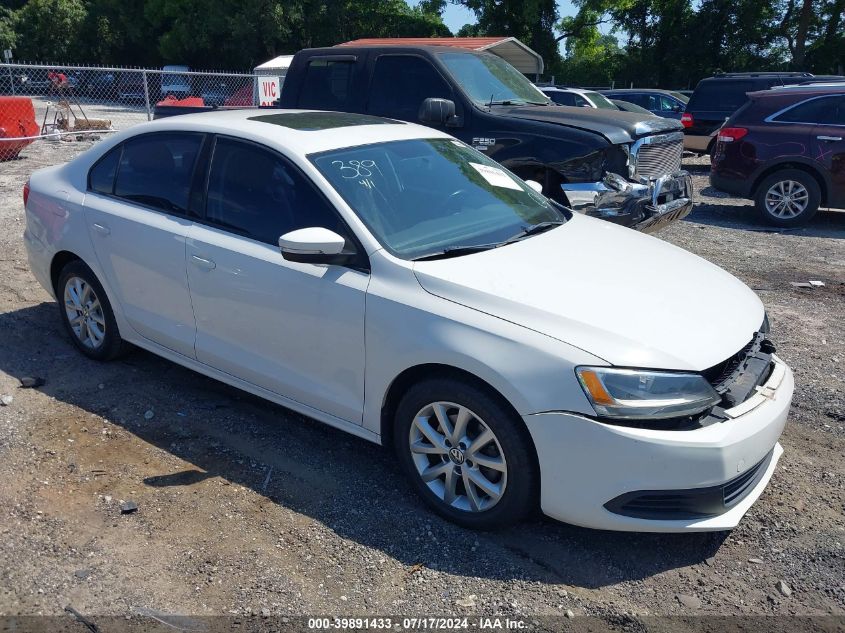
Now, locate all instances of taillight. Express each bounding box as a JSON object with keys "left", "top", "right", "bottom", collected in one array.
[
  {"left": 681, "top": 112, "right": 693, "bottom": 128},
  {"left": 717, "top": 127, "right": 748, "bottom": 143},
  {"left": 23, "top": 180, "right": 30, "bottom": 207}
]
